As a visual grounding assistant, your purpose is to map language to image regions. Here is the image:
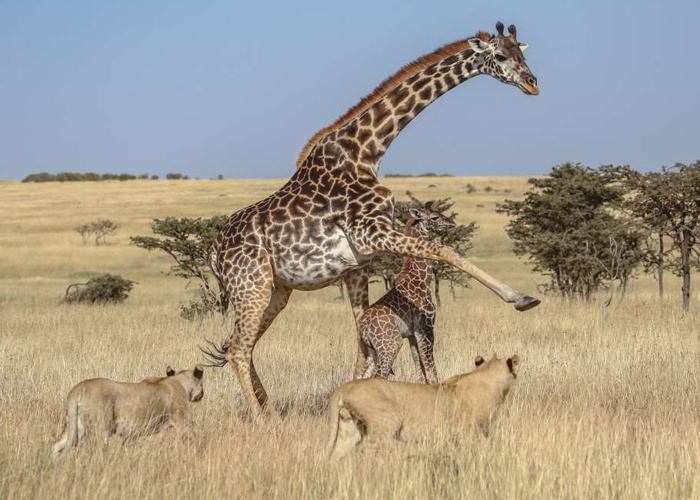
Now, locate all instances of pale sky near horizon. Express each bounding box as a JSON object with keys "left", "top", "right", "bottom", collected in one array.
[{"left": 1, "top": 0, "right": 699, "bottom": 180}]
